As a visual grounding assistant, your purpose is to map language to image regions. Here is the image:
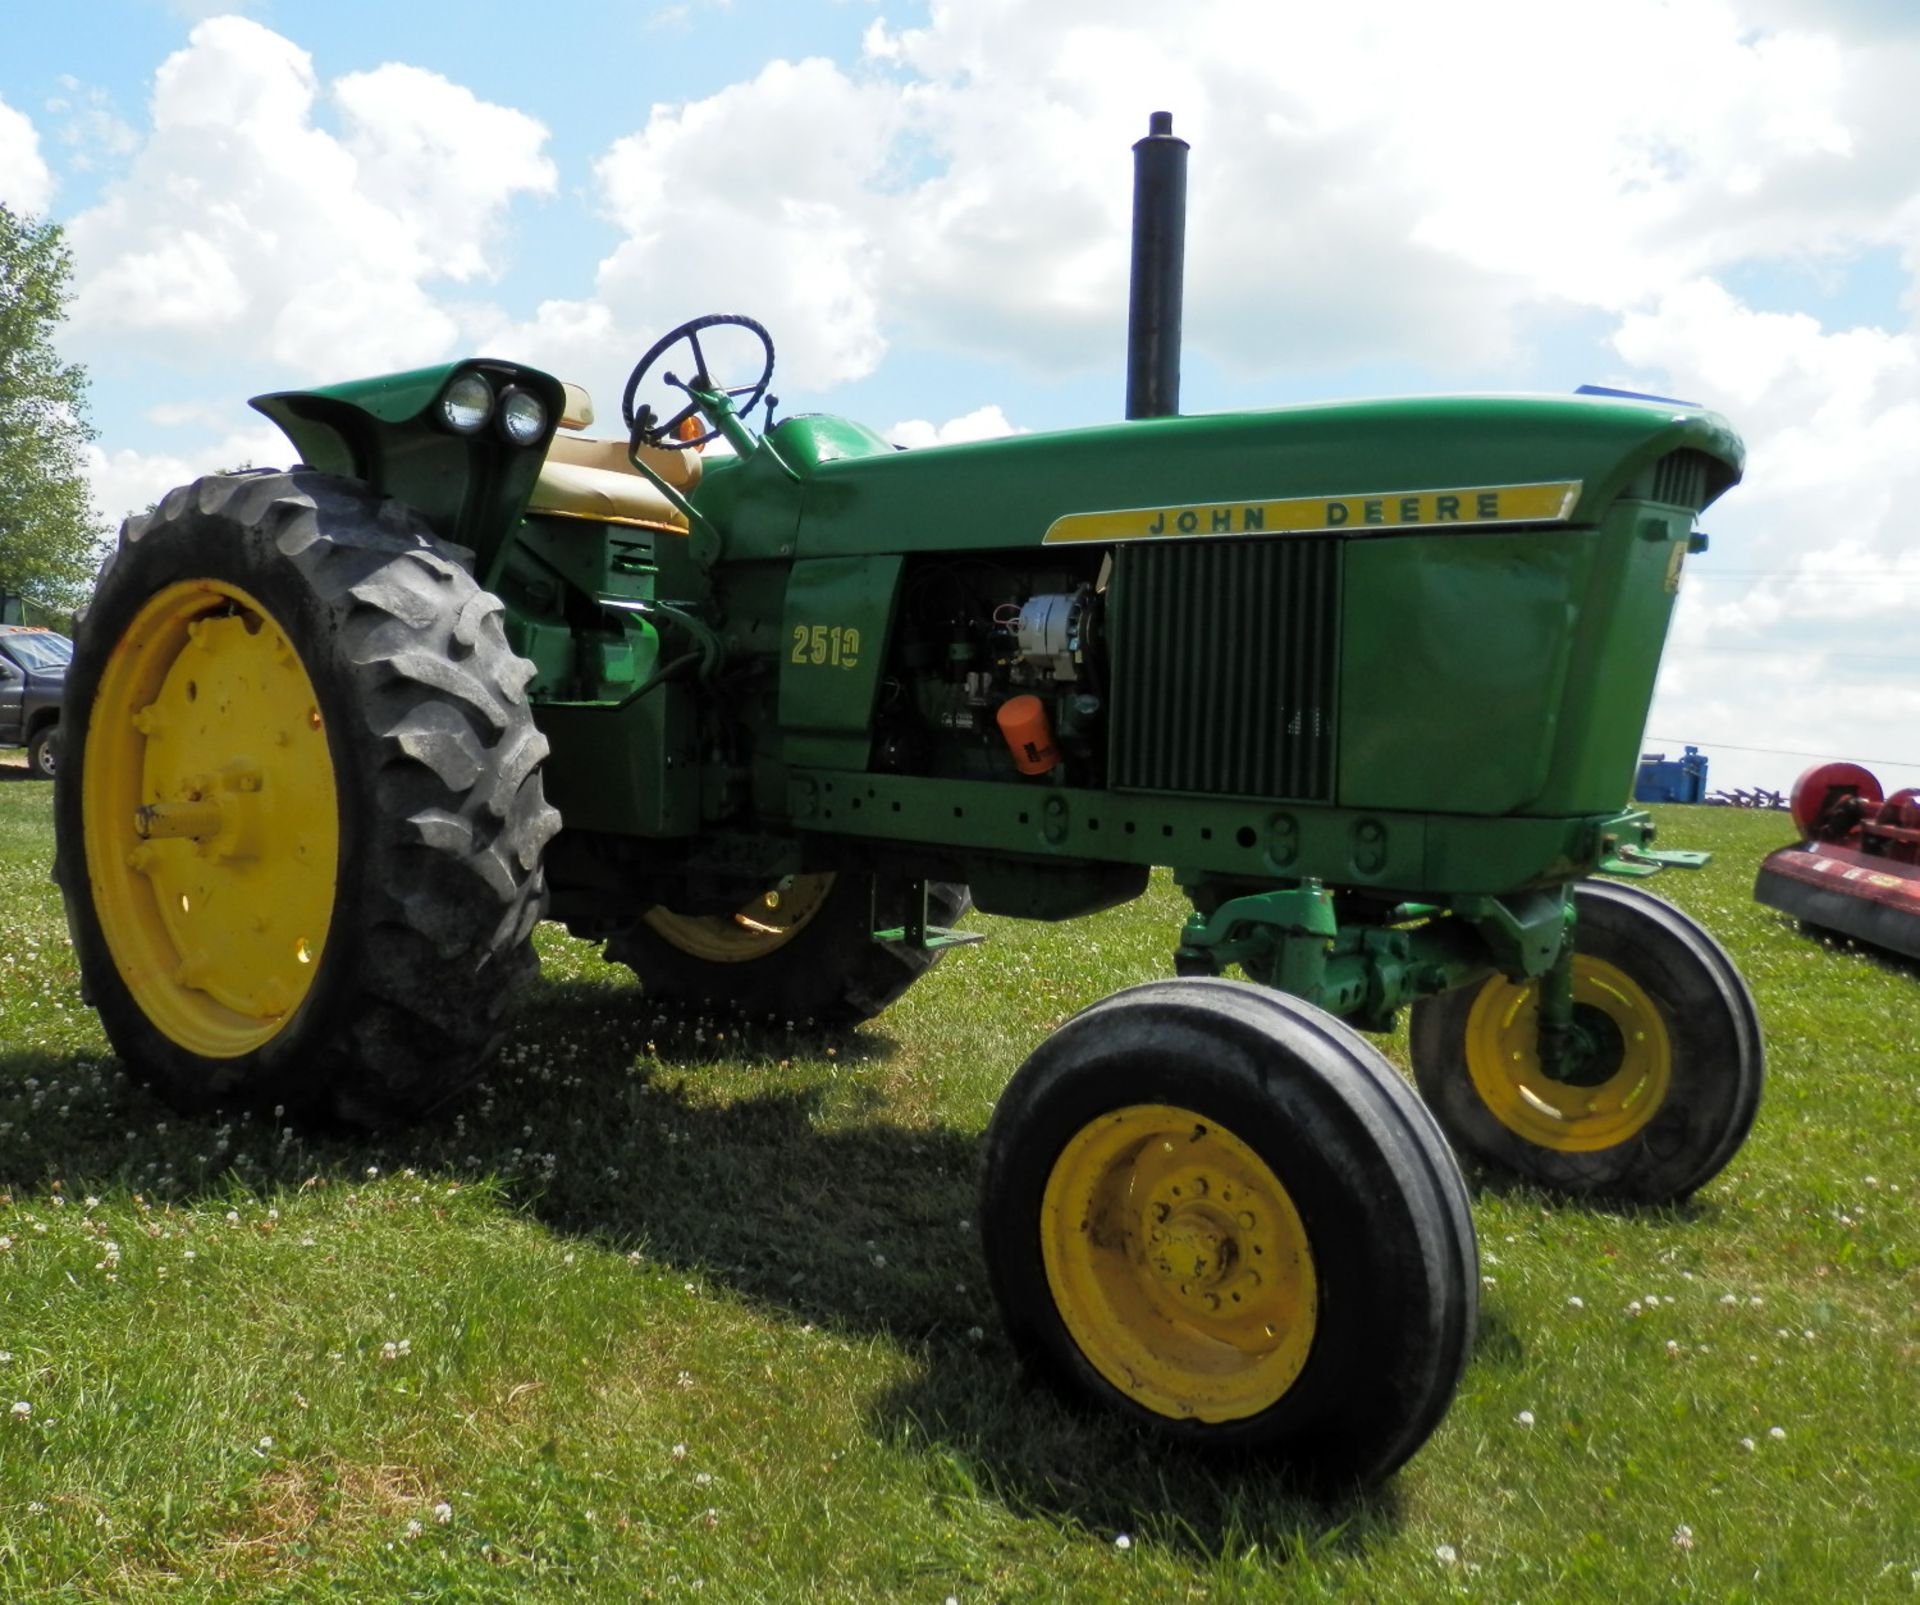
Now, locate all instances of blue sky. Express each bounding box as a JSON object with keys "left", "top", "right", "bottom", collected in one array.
[{"left": 5, "top": 0, "right": 1920, "bottom": 795}]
